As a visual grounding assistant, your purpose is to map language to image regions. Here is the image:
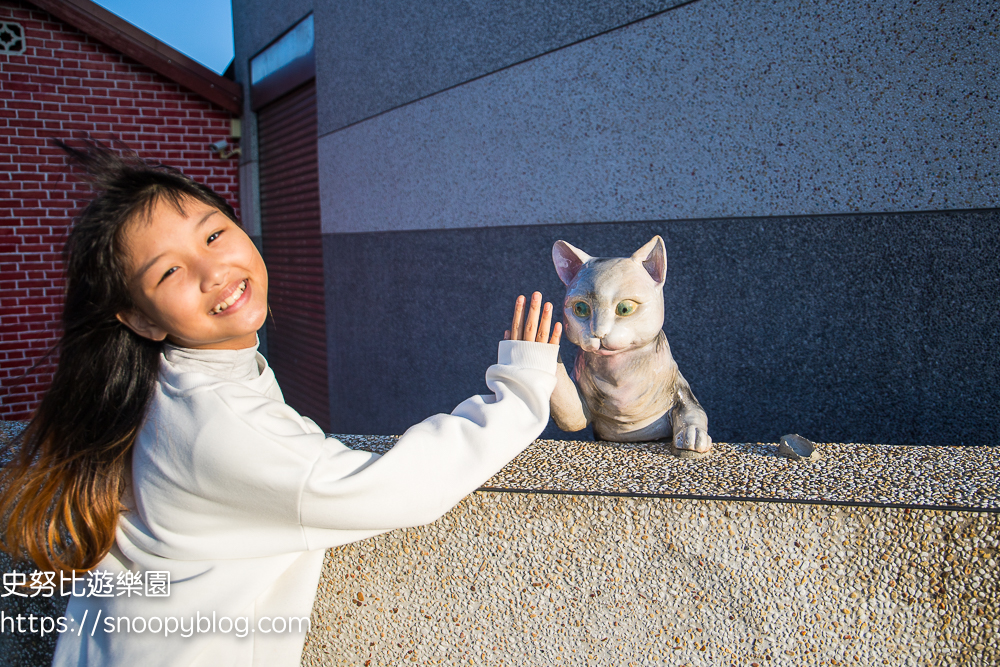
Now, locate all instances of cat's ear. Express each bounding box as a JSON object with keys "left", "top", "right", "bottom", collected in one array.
[
  {"left": 631, "top": 236, "right": 667, "bottom": 286},
  {"left": 552, "top": 240, "right": 592, "bottom": 285}
]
